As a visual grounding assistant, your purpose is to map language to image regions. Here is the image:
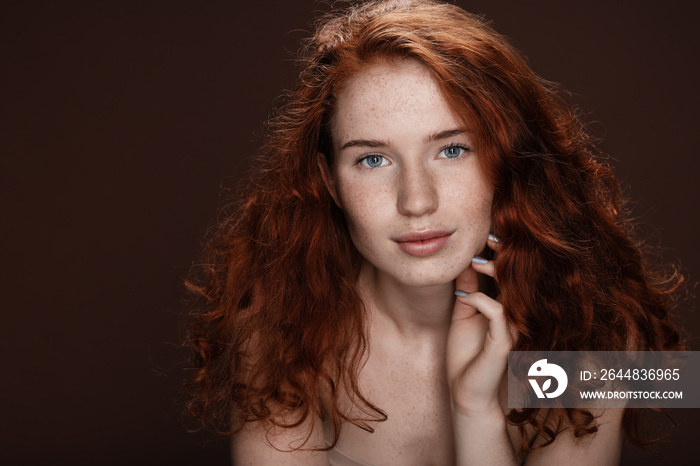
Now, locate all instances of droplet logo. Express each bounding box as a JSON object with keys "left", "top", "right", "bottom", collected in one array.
[{"left": 528, "top": 359, "right": 568, "bottom": 399}]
